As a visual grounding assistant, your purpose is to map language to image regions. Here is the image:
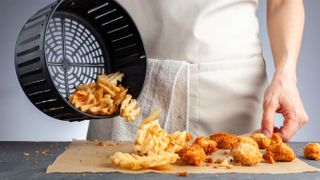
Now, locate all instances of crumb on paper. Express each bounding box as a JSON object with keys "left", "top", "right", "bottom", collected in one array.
[
  {"left": 213, "top": 165, "right": 219, "bottom": 169},
  {"left": 108, "top": 143, "right": 116, "bottom": 147},
  {"left": 97, "top": 142, "right": 106, "bottom": 147},
  {"left": 219, "top": 159, "right": 229, "bottom": 167},
  {"left": 205, "top": 157, "right": 213, "bottom": 163},
  {"left": 177, "top": 171, "right": 188, "bottom": 177},
  {"left": 215, "top": 159, "right": 222, "bottom": 164},
  {"left": 226, "top": 164, "right": 233, "bottom": 169}
]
